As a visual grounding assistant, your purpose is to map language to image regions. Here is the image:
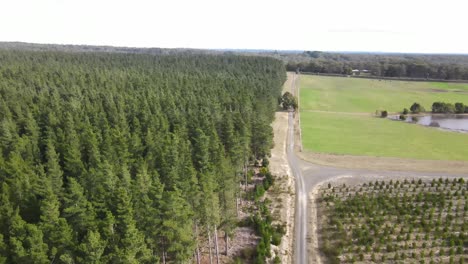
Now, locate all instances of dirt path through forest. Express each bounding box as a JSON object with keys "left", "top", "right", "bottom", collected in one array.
[{"left": 268, "top": 72, "right": 295, "bottom": 263}]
